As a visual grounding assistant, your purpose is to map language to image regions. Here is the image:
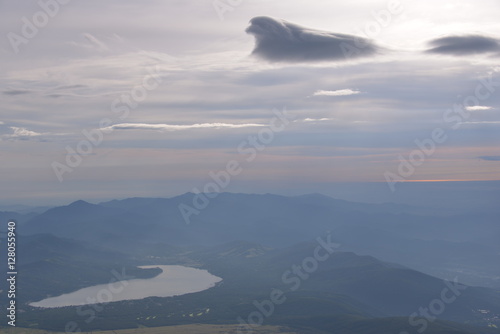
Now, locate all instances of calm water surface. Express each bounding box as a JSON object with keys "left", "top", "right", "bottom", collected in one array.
[{"left": 30, "top": 265, "right": 222, "bottom": 308}]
